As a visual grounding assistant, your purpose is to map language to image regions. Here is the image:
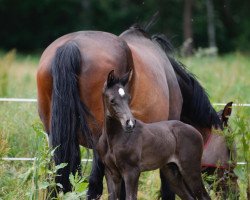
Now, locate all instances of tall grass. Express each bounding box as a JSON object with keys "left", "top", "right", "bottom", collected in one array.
[
  {"left": 0, "top": 50, "right": 16, "bottom": 96},
  {"left": 0, "top": 52, "right": 249, "bottom": 199},
  {"left": 181, "top": 53, "right": 250, "bottom": 104}
]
